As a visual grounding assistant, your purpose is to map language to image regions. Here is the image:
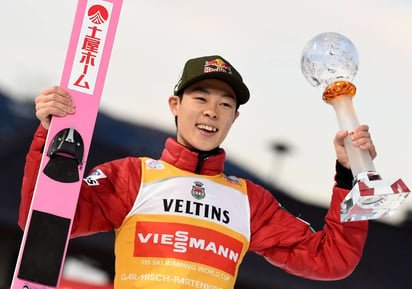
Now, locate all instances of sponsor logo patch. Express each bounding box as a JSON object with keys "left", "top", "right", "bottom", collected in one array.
[
  {"left": 226, "top": 175, "right": 241, "bottom": 185},
  {"left": 145, "top": 159, "right": 165, "bottom": 170},
  {"left": 134, "top": 221, "right": 243, "bottom": 275},
  {"left": 191, "top": 181, "right": 205, "bottom": 200},
  {"left": 84, "top": 169, "right": 106, "bottom": 186},
  {"left": 204, "top": 58, "right": 232, "bottom": 74}
]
